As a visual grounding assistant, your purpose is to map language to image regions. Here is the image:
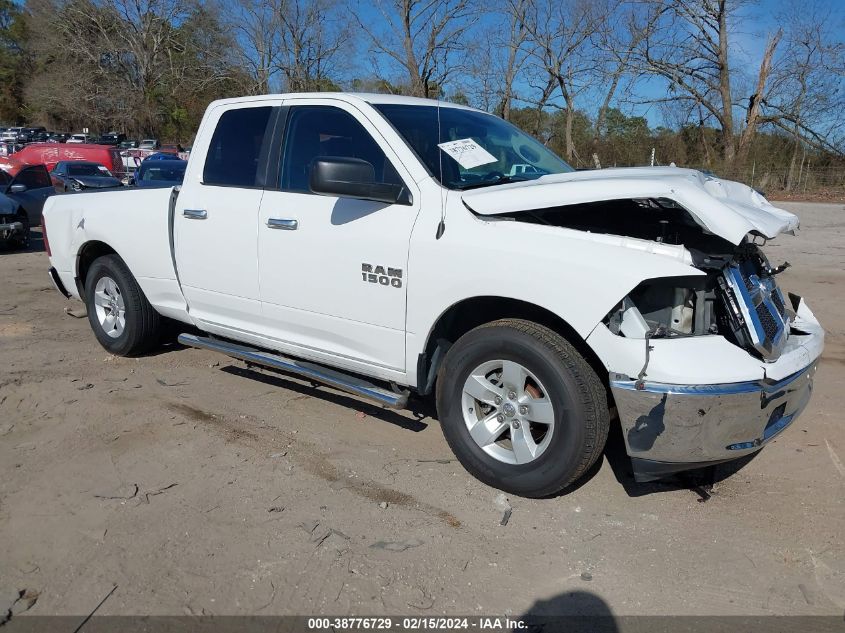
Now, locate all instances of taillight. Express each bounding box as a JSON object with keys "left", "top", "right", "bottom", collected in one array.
[{"left": 42, "top": 214, "right": 51, "bottom": 256}]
